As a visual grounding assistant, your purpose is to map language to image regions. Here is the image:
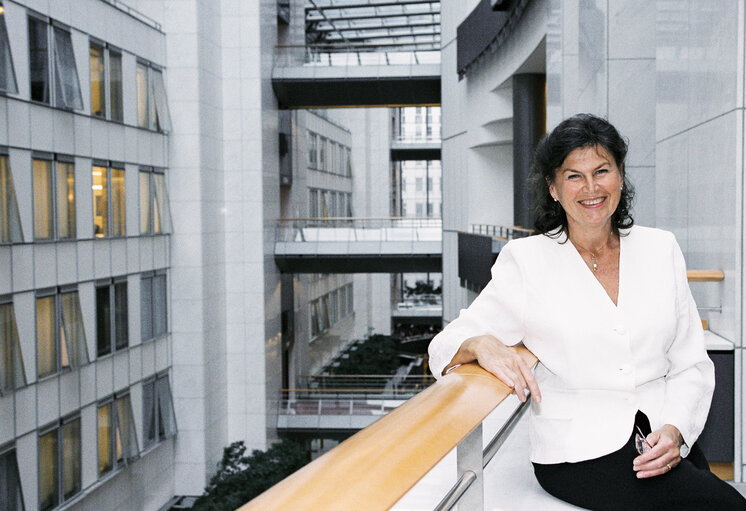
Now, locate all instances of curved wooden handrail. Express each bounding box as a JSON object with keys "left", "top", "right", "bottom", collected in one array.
[
  {"left": 238, "top": 347, "right": 538, "bottom": 511},
  {"left": 687, "top": 270, "right": 724, "bottom": 282}
]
